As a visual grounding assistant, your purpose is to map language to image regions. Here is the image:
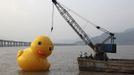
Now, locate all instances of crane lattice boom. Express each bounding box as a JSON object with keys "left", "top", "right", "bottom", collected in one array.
[{"left": 52, "top": 0, "right": 95, "bottom": 50}]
